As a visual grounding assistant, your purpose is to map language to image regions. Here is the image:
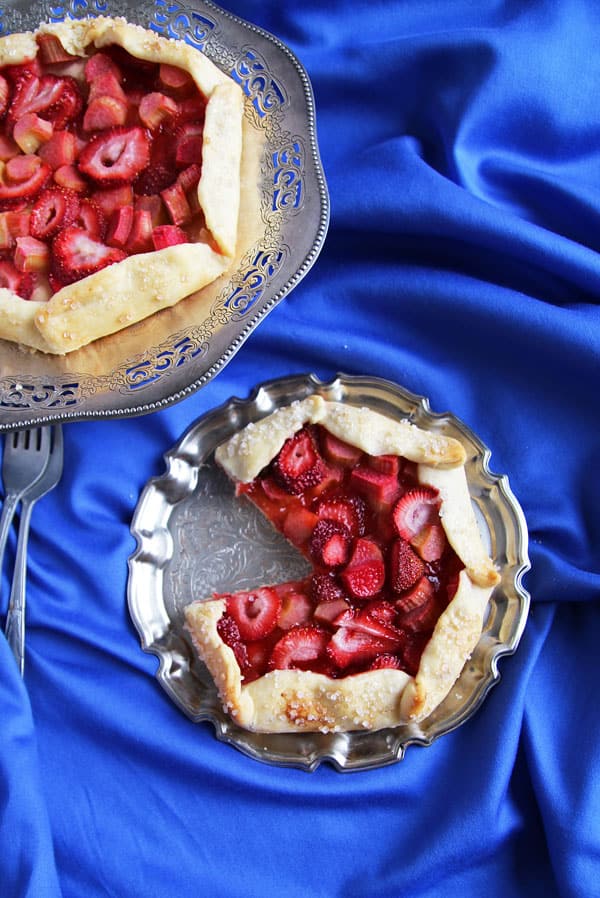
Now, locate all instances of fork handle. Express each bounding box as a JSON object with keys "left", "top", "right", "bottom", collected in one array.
[
  {"left": 4, "top": 500, "right": 33, "bottom": 676},
  {"left": 0, "top": 491, "right": 20, "bottom": 575}
]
